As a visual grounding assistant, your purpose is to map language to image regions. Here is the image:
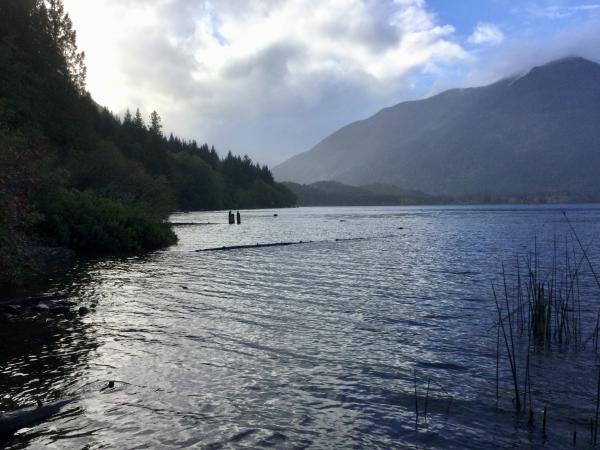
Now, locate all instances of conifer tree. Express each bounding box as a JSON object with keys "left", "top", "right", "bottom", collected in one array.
[
  {"left": 46, "top": 0, "right": 87, "bottom": 93},
  {"left": 149, "top": 110, "right": 162, "bottom": 137},
  {"left": 133, "top": 108, "right": 145, "bottom": 129},
  {"left": 123, "top": 108, "right": 132, "bottom": 124}
]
